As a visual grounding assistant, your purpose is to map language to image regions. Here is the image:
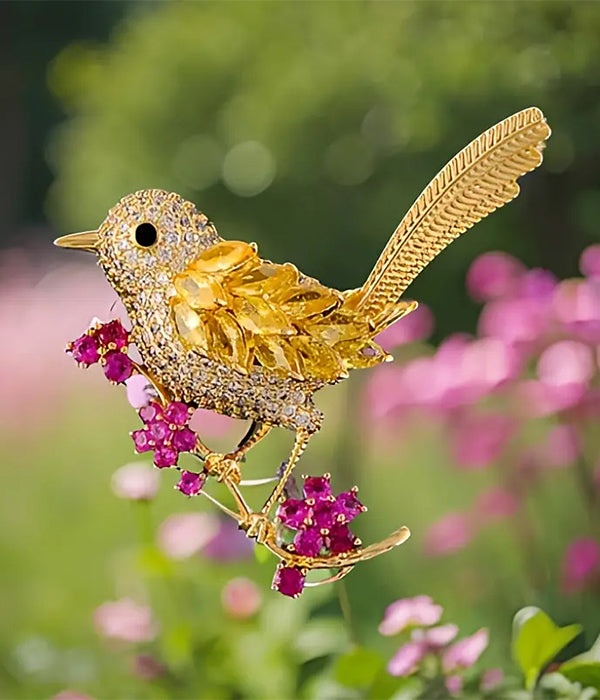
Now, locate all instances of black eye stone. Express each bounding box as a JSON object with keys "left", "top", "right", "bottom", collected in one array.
[{"left": 135, "top": 223, "right": 157, "bottom": 247}]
